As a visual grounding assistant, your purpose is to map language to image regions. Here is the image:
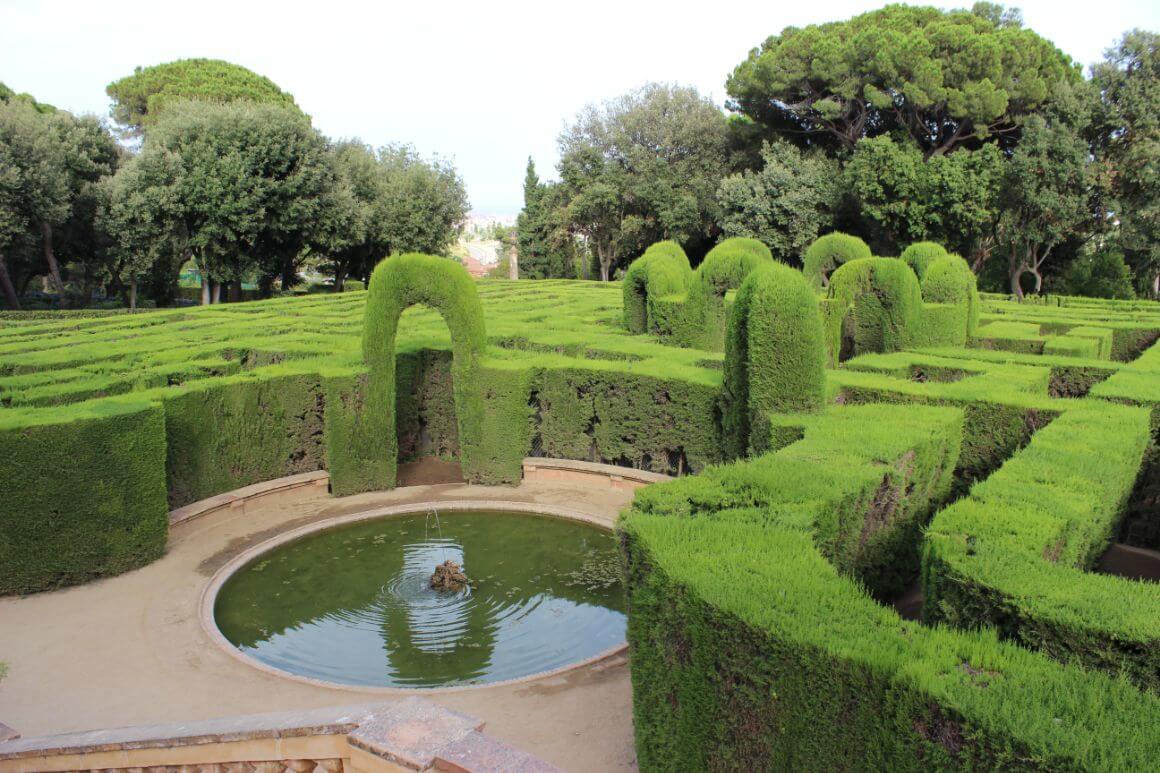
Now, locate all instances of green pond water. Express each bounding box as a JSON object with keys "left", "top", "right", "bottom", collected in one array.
[{"left": 214, "top": 510, "right": 627, "bottom": 688}]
